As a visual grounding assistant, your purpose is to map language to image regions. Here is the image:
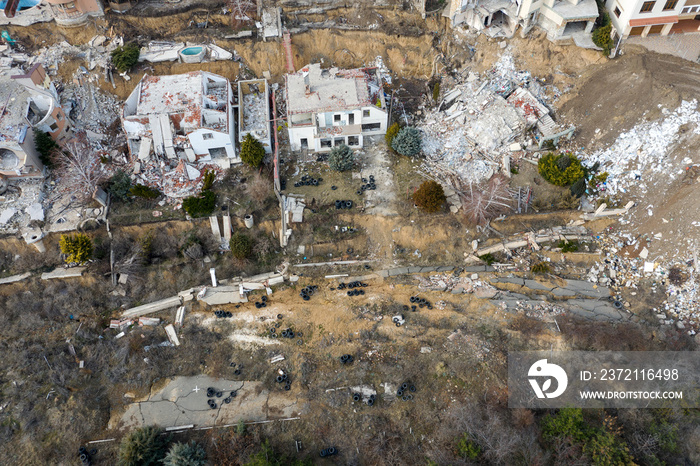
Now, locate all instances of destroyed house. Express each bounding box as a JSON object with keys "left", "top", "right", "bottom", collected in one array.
[
  {"left": 444, "top": 0, "right": 598, "bottom": 43},
  {"left": 285, "top": 63, "right": 387, "bottom": 152},
  {"left": 0, "top": 65, "right": 69, "bottom": 179},
  {"left": 122, "top": 71, "right": 239, "bottom": 168},
  {"left": 238, "top": 79, "right": 272, "bottom": 153}
]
